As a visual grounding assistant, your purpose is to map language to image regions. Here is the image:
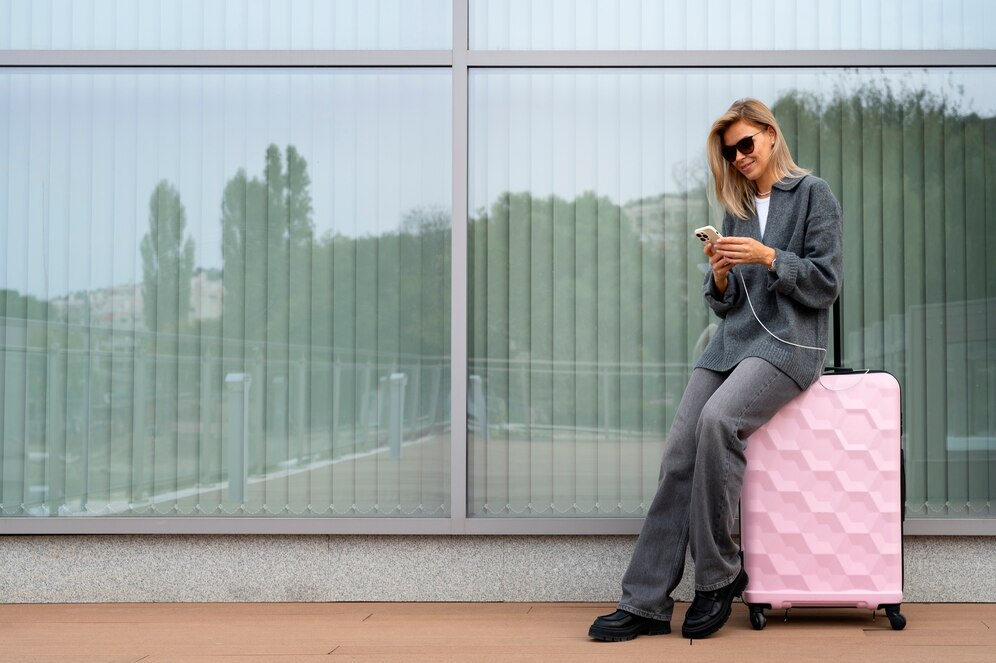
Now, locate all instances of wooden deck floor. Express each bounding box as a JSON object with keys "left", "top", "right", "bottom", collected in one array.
[{"left": 1, "top": 601, "right": 994, "bottom": 662}]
